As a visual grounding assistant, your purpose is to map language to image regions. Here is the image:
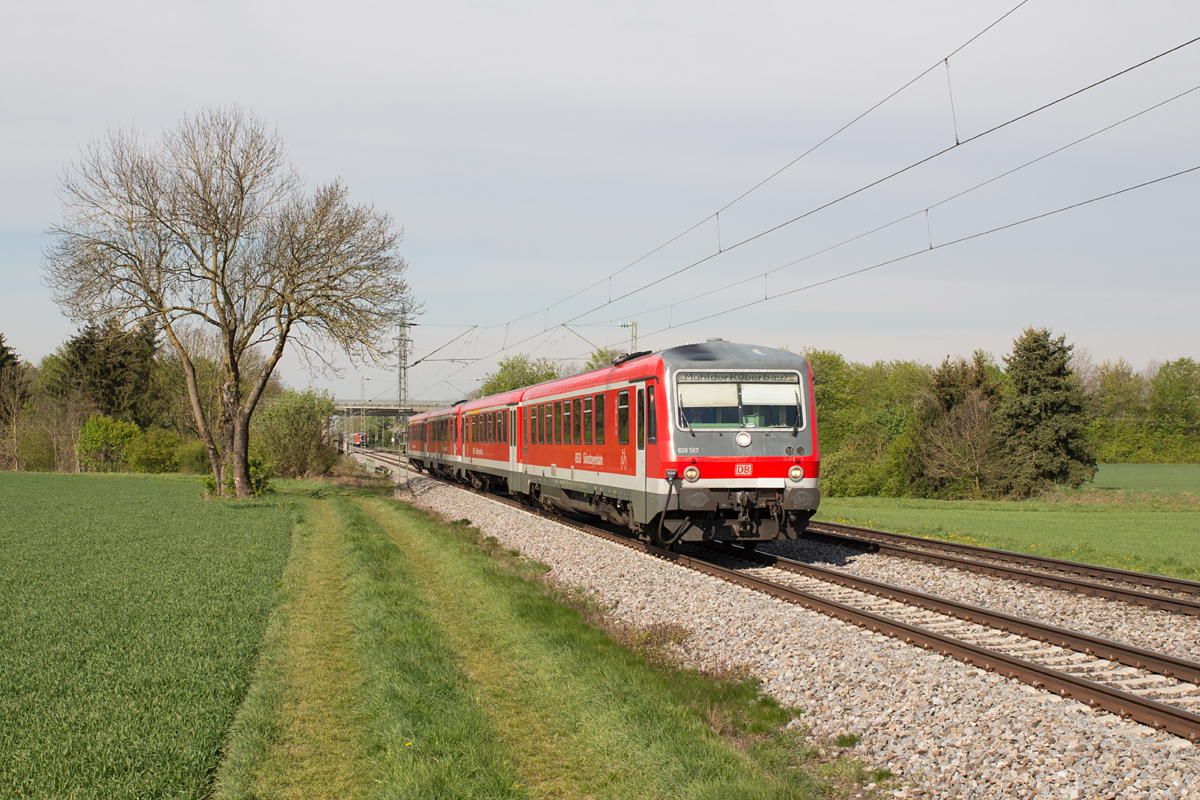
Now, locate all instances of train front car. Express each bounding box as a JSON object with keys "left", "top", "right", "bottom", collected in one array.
[{"left": 655, "top": 341, "right": 820, "bottom": 547}]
